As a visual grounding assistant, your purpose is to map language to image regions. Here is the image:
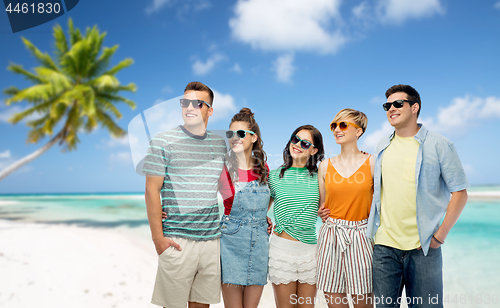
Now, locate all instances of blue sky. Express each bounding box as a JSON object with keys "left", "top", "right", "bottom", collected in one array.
[{"left": 1, "top": 0, "right": 500, "bottom": 193}]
